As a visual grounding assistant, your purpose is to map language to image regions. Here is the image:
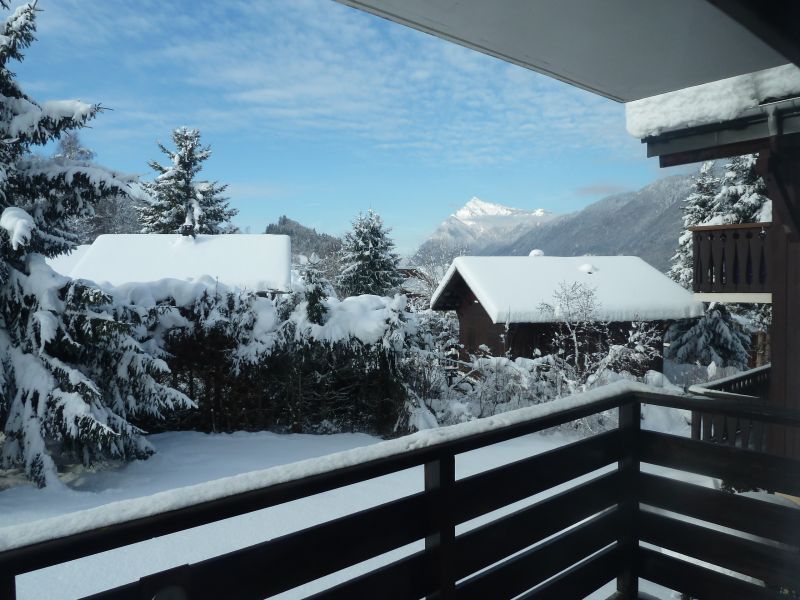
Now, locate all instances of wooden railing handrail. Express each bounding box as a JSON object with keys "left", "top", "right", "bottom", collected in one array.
[
  {"left": 0, "top": 388, "right": 635, "bottom": 577},
  {"left": 3, "top": 385, "right": 800, "bottom": 599},
  {"left": 693, "top": 364, "right": 771, "bottom": 391}
]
